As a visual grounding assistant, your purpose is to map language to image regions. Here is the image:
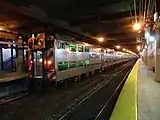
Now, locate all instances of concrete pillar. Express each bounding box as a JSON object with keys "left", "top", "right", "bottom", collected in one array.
[
  {"left": 142, "top": 47, "right": 148, "bottom": 65},
  {"left": 16, "top": 37, "right": 24, "bottom": 73},
  {"left": 155, "top": 25, "right": 160, "bottom": 82},
  {"left": 16, "top": 49, "right": 23, "bottom": 73},
  {"left": 147, "top": 41, "right": 155, "bottom": 70}
]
